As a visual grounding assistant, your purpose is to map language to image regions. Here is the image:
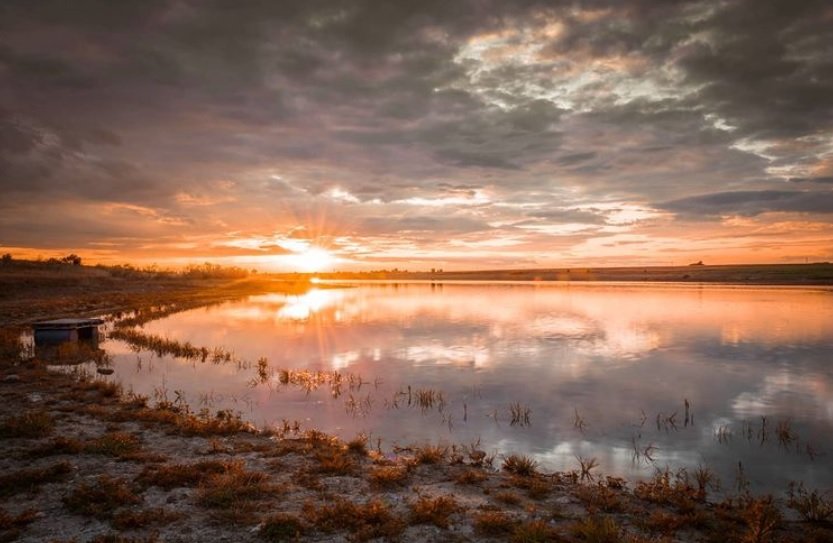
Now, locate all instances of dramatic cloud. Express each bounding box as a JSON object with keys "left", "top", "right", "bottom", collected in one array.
[{"left": 1, "top": 0, "right": 832, "bottom": 268}]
